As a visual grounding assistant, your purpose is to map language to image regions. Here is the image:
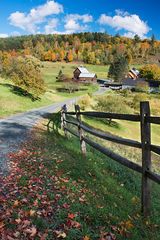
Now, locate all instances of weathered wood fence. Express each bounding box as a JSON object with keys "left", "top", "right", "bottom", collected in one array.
[{"left": 61, "top": 101, "right": 160, "bottom": 217}]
